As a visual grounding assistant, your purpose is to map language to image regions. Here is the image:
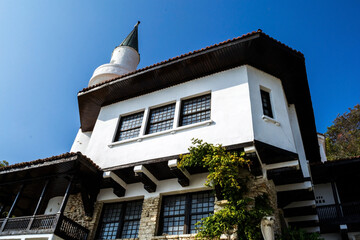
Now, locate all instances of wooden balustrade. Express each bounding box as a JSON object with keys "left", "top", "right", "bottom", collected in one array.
[
  {"left": 0, "top": 214, "right": 89, "bottom": 240},
  {"left": 317, "top": 201, "right": 360, "bottom": 224}
]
